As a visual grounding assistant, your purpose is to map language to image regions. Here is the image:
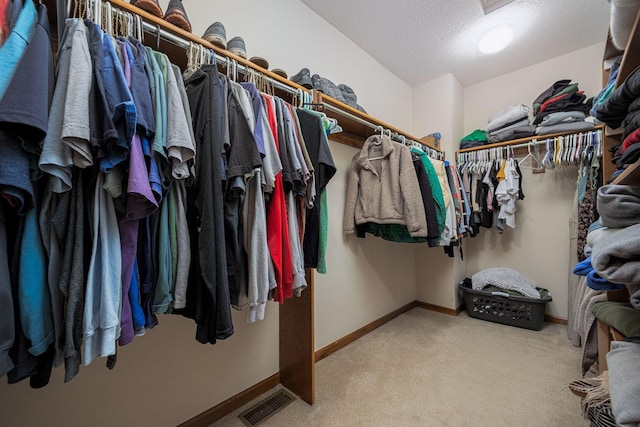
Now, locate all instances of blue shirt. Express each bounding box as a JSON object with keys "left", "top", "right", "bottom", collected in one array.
[
  {"left": 0, "top": 0, "right": 36, "bottom": 103},
  {"left": 101, "top": 34, "right": 136, "bottom": 171}
]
